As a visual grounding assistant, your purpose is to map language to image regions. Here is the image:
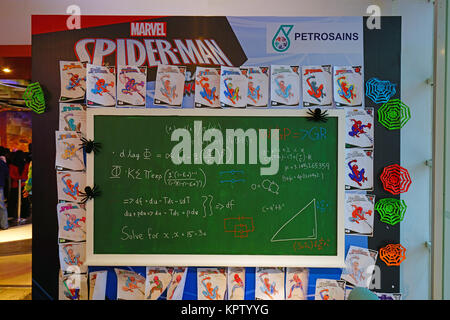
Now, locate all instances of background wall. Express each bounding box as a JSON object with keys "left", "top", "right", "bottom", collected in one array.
[
  {"left": 0, "top": 0, "right": 434, "bottom": 299},
  {"left": 0, "top": 111, "right": 32, "bottom": 152}
]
